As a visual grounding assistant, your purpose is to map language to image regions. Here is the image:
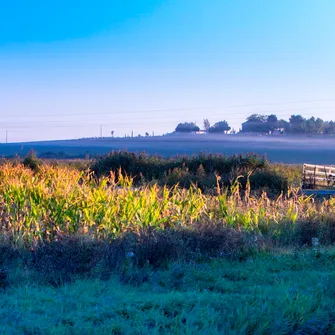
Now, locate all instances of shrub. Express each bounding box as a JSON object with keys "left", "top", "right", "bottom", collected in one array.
[
  {"left": 31, "top": 236, "right": 106, "bottom": 286},
  {"left": 22, "top": 150, "right": 42, "bottom": 172},
  {"left": 91, "top": 151, "right": 274, "bottom": 192},
  {"left": 248, "top": 169, "right": 289, "bottom": 194}
]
